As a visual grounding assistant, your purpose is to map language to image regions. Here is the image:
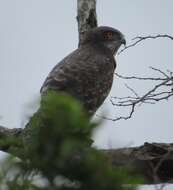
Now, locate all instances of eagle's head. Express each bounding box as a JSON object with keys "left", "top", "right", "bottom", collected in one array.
[{"left": 82, "top": 26, "right": 126, "bottom": 55}]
